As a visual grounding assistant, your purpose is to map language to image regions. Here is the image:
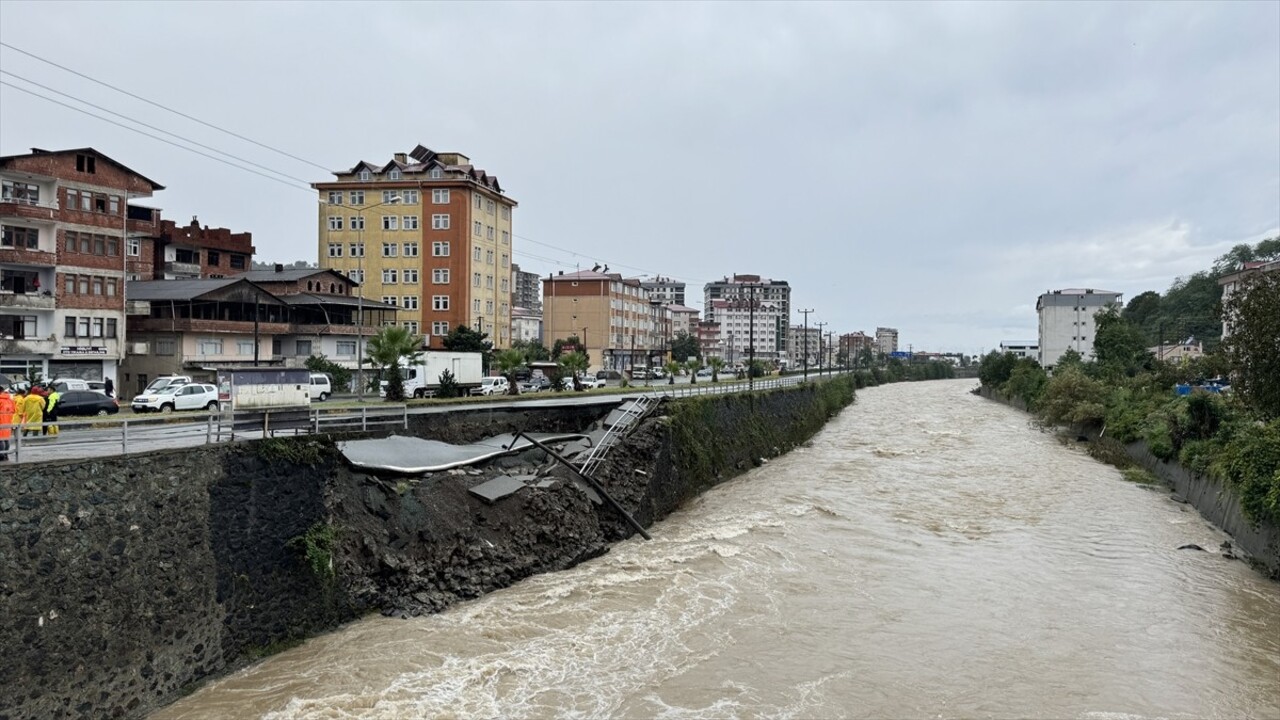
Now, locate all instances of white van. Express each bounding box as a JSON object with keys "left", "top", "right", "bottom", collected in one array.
[
  {"left": 309, "top": 373, "right": 332, "bottom": 401},
  {"left": 52, "top": 378, "right": 91, "bottom": 392},
  {"left": 472, "top": 376, "right": 511, "bottom": 396}
]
